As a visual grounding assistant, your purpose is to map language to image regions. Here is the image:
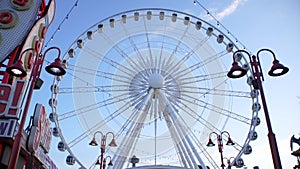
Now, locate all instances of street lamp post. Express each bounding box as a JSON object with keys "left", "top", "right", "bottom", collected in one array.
[
  {"left": 206, "top": 131, "right": 235, "bottom": 169},
  {"left": 89, "top": 131, "right": 117, "bottom": 169},
  {"left": 96, "top": 155, "right": 113, "bottom": 169},
  {"left": 227, "top": 49, "right": 289, "bottom": 169},
  {"left": 6, "top": 47, "right": 66, "bottom": 169},
  {"left": 224, "top": 157, "right": 235, "bottom": 169}
]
